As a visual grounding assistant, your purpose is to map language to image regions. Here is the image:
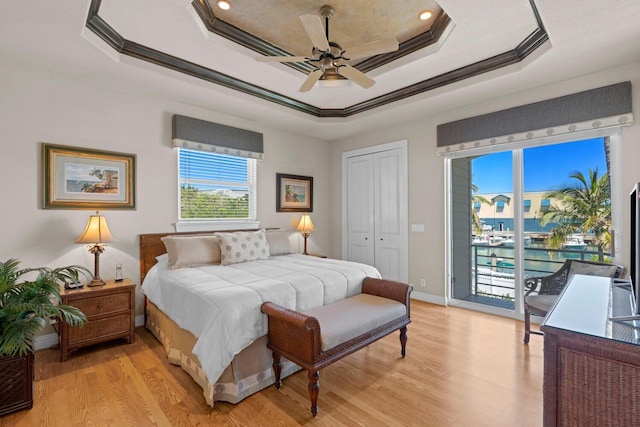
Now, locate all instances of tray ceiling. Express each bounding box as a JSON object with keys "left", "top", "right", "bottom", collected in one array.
[{"left": 87, "top": 0, "right": 544, "bottom": 117}]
